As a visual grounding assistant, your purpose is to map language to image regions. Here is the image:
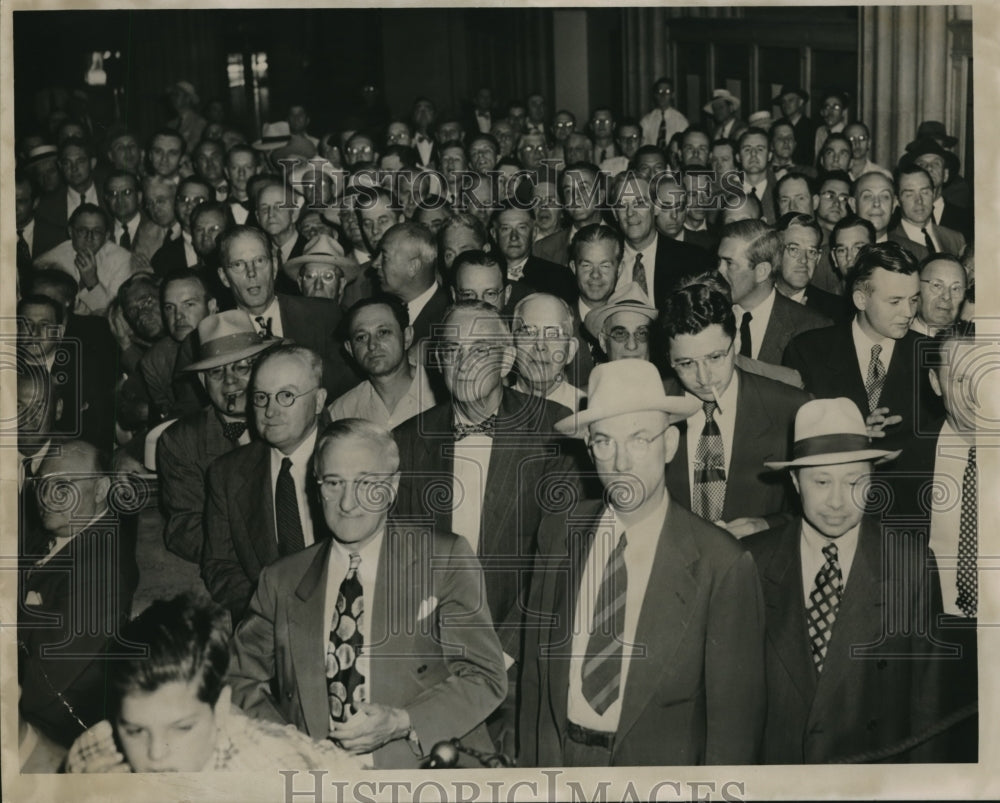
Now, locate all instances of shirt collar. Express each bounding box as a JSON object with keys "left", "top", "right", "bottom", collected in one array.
[{"left": 270, "top": 421, "right": 319, "bottom": 465}]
